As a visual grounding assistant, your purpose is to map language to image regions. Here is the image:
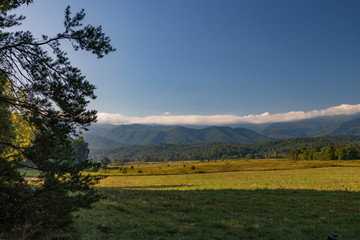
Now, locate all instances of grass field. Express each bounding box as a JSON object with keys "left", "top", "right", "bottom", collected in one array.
[
  {"left": 70, "top": 160, "right": 360, "bottom": 240},
  {"left": 94, "top": 159, "right": 360, "bottom": 176}
]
